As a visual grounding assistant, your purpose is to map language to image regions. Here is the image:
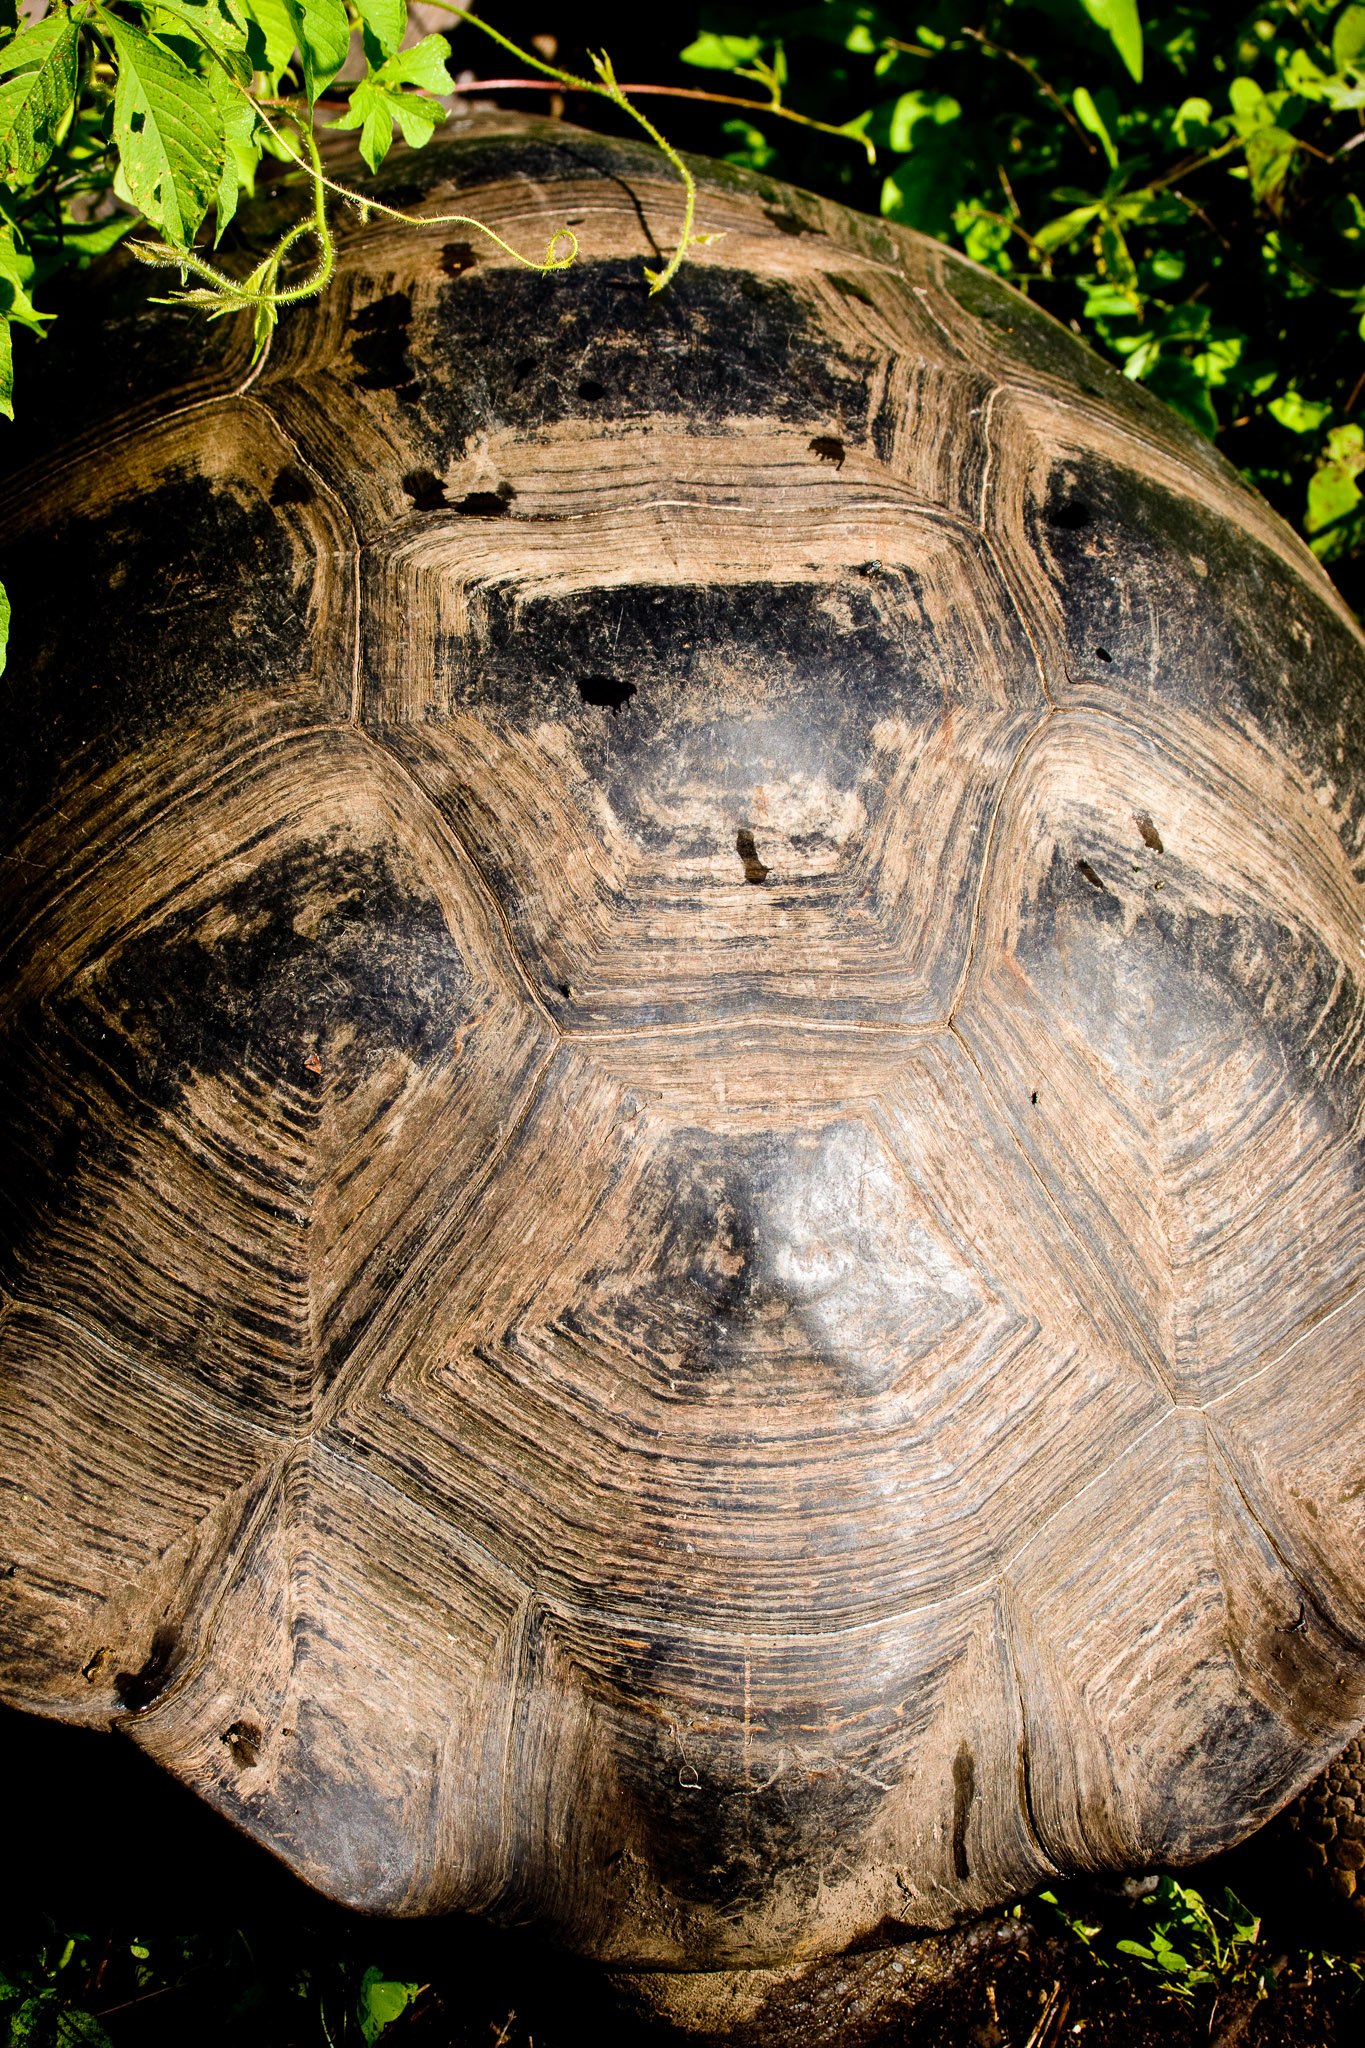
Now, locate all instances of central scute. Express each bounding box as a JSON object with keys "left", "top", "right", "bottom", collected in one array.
[{"left": 580, "top": 1120, "right": 985, "bottom": 1398}]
